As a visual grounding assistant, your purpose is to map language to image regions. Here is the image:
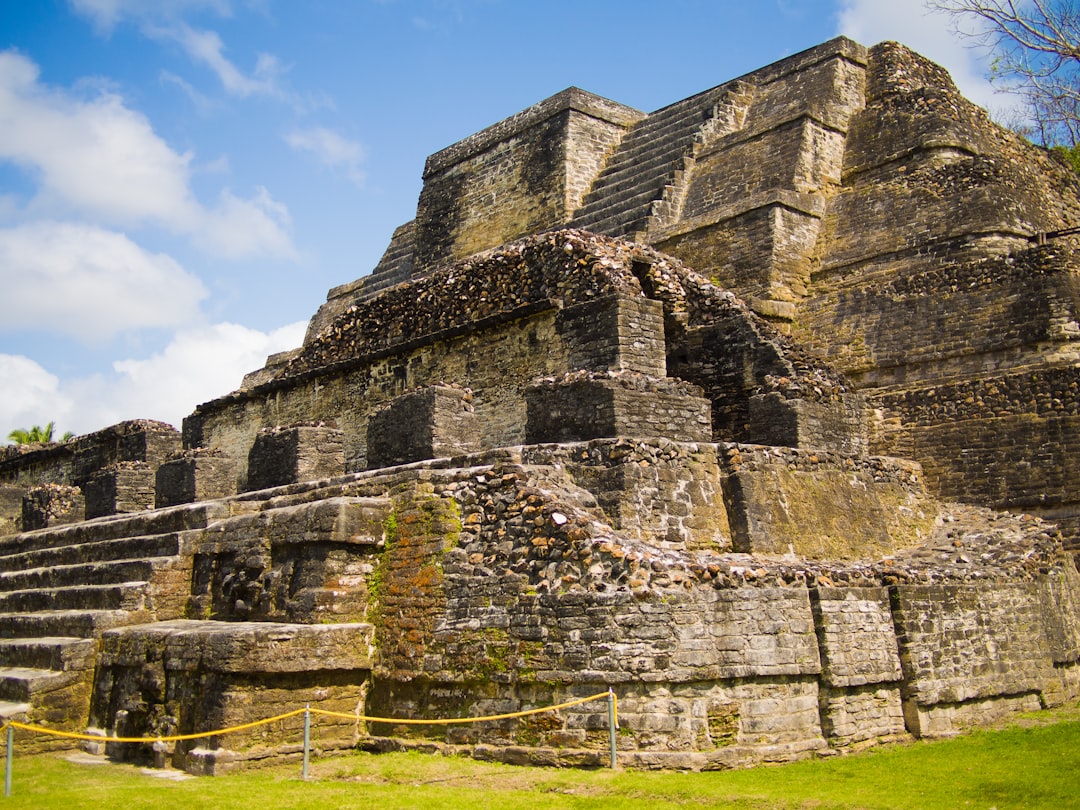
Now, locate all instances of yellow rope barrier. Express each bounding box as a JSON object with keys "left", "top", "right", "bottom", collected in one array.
[
  {"left": 0, "top": 692, "right": 615, "bottom": 744},
  {"left": 2, "top": 689, "right": 620, "bottom": 794},
  {"left": 0, "top": 708, "right": 309, "bottom": 744},
  {"left": 311, "top": 691, "right": 611, "bottom": 725}
]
